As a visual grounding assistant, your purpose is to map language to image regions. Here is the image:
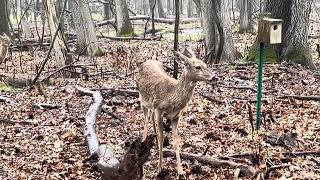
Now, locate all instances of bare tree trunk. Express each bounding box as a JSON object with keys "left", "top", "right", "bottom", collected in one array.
[
  {"left": 0, "top": 0, "right": 10, "bottom": 35},
  {"left": 70, "top": 0, "right": 101, "bottom": 56},
  {"left": 149, "top": 0, "right": 156, "bottom": 36},
  {"left": 187, "top": 0, "right": 193, "bottom": 17},
  {"left": 157, "top": 0, "right": 165, "bottom": 18},
  {"left": 239, "top": 0, "right": 253, "bottom": 33},
  {"left": 202, "top": 0, "right": 241, "bottom": 64},
  {"left": 143, "top": 0, "right": 149, "bottom": 15},
  {"left": 167, "top": 0, "right": 172, "bottom": 15},
  {"left": 201, "top": 0, "right": 216, "bottom": 53},
  {"left": 173, "top": 0, "right": 179, "bottom": 79},
  {"left": 193, "top": 0, "right": 201, "bottom": 18},
  {"left": 220, "top": 0, "right": 241, "bottom": 62},
  {"left": 104, "top": 2, "right": 111, "bottom": 20},
  {"left": 180, "top": 0, "right": 183, "bottom": 14},
  {"left": 115, "top": 0, "right": 135, "bottom": 36},
  {"left": 46, "top": 0, "right": 72, "bottom": 68}
]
